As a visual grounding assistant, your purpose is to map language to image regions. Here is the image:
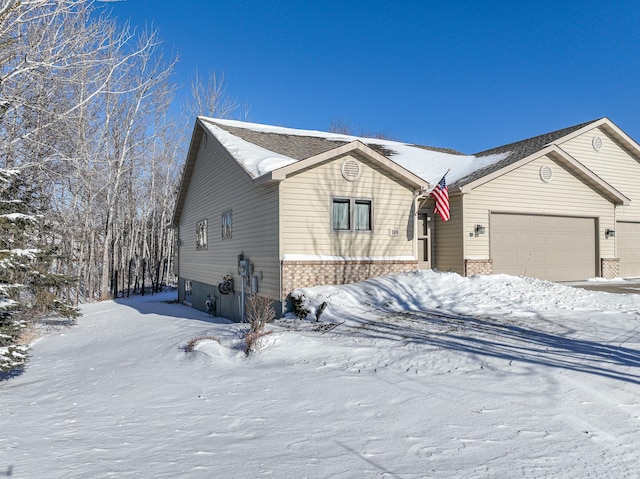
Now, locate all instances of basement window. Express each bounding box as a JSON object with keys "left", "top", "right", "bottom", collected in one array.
[{"left": 184, "top": 279, "right": 193, "bottom": 304}]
